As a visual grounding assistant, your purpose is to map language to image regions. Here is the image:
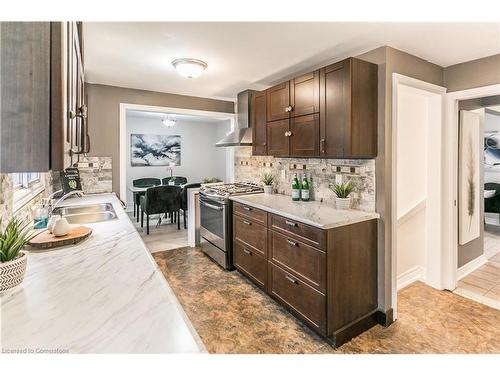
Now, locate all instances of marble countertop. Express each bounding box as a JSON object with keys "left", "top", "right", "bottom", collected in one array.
[
  {"left": 0, "top": 194, "right": 205, "bottom": 354},
  {"left": 230, "top": 193, "right": 379, "bottom": 229}
]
